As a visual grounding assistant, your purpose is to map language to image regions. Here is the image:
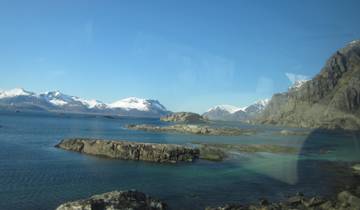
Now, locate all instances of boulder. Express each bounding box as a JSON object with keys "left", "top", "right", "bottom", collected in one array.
[{"left": 56, "top": 190, "right": 168, "bottom": 210}]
